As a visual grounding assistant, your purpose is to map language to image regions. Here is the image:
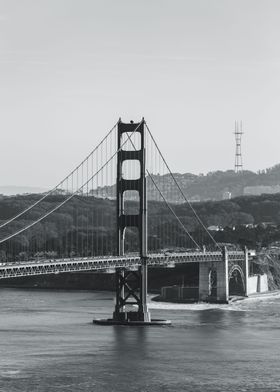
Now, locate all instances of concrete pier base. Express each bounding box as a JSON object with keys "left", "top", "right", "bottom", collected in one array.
[
  {"left": 93, "top": 318, "right": 171, "bottom": 326},
  {"left": 93, "top": 319, "right": 171, "bottom": 327}
]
